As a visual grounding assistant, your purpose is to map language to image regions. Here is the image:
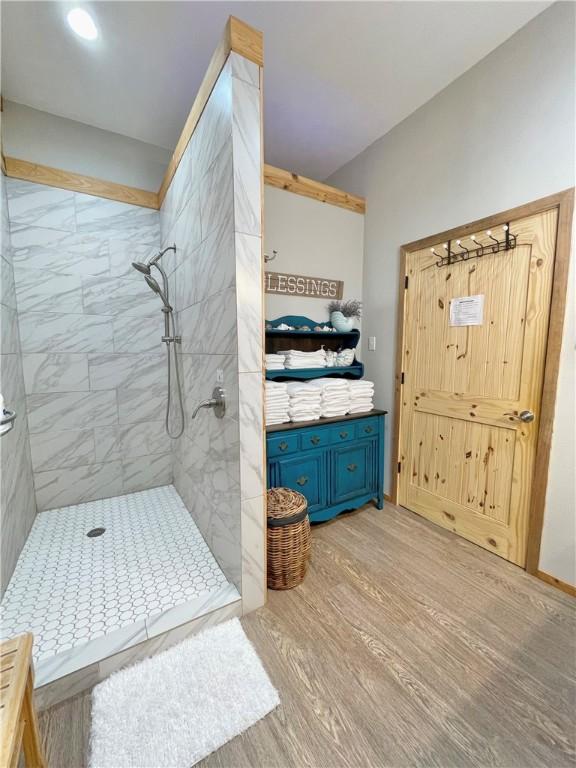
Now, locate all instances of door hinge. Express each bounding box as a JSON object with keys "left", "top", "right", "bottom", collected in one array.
[
  {"left": 397, "top": 461, "right": 402, "bottom": 474},
  {"left": 404, "top": 275, "right": 409, "bottom": 289},
  {"left": 401, "top": 371, "right": 405, "bottom": 385}
]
